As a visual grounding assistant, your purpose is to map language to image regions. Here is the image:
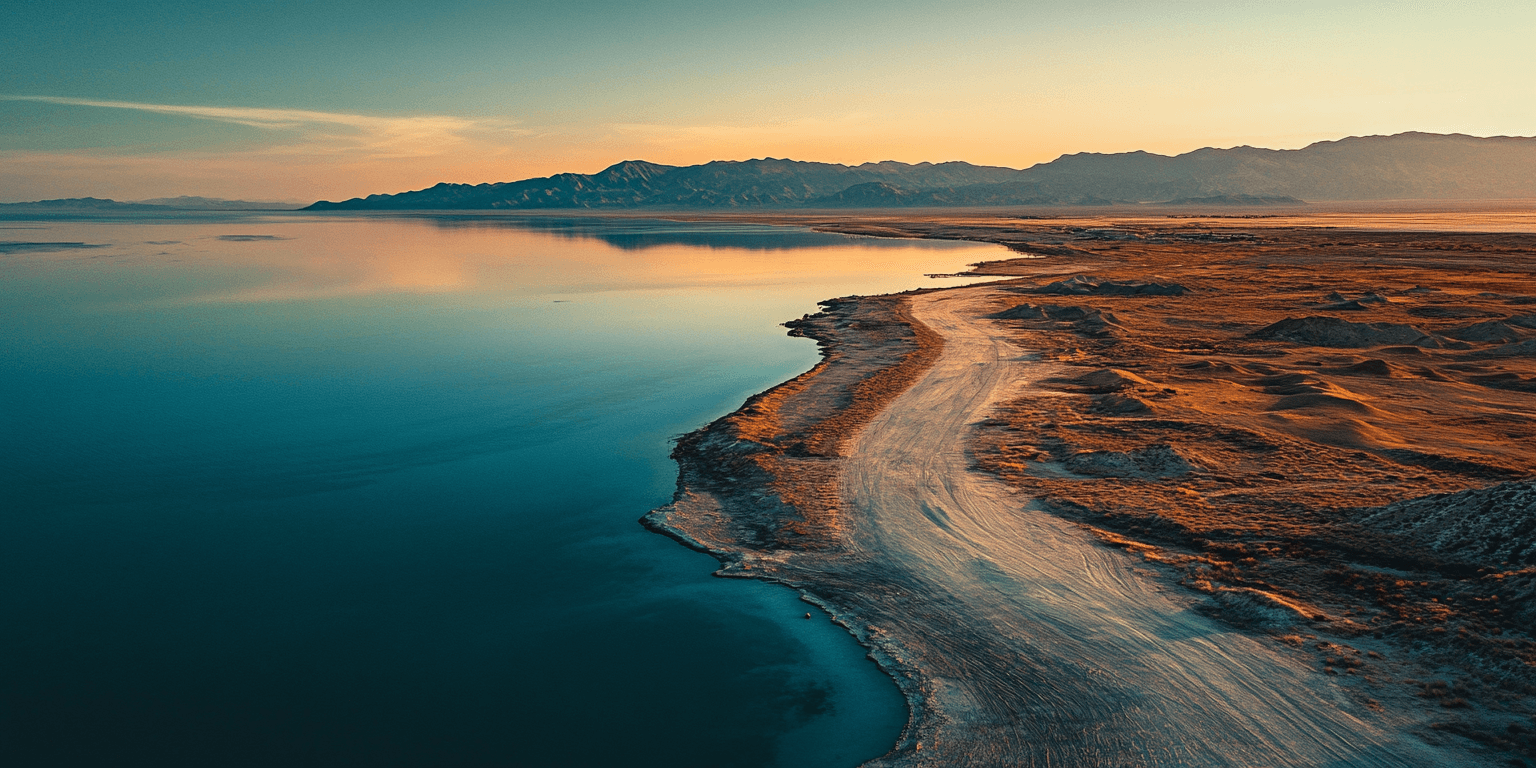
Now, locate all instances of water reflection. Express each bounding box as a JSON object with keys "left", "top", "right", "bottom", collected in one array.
[
  {"left": 15, "top": 214, "right": 993, "bottom": 304},
  {"left": 417, "top": 214, "right": 895, "bottom": 251},
  {"left": 0, "top": 214, "right": 1001, "bottom": 768}
]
